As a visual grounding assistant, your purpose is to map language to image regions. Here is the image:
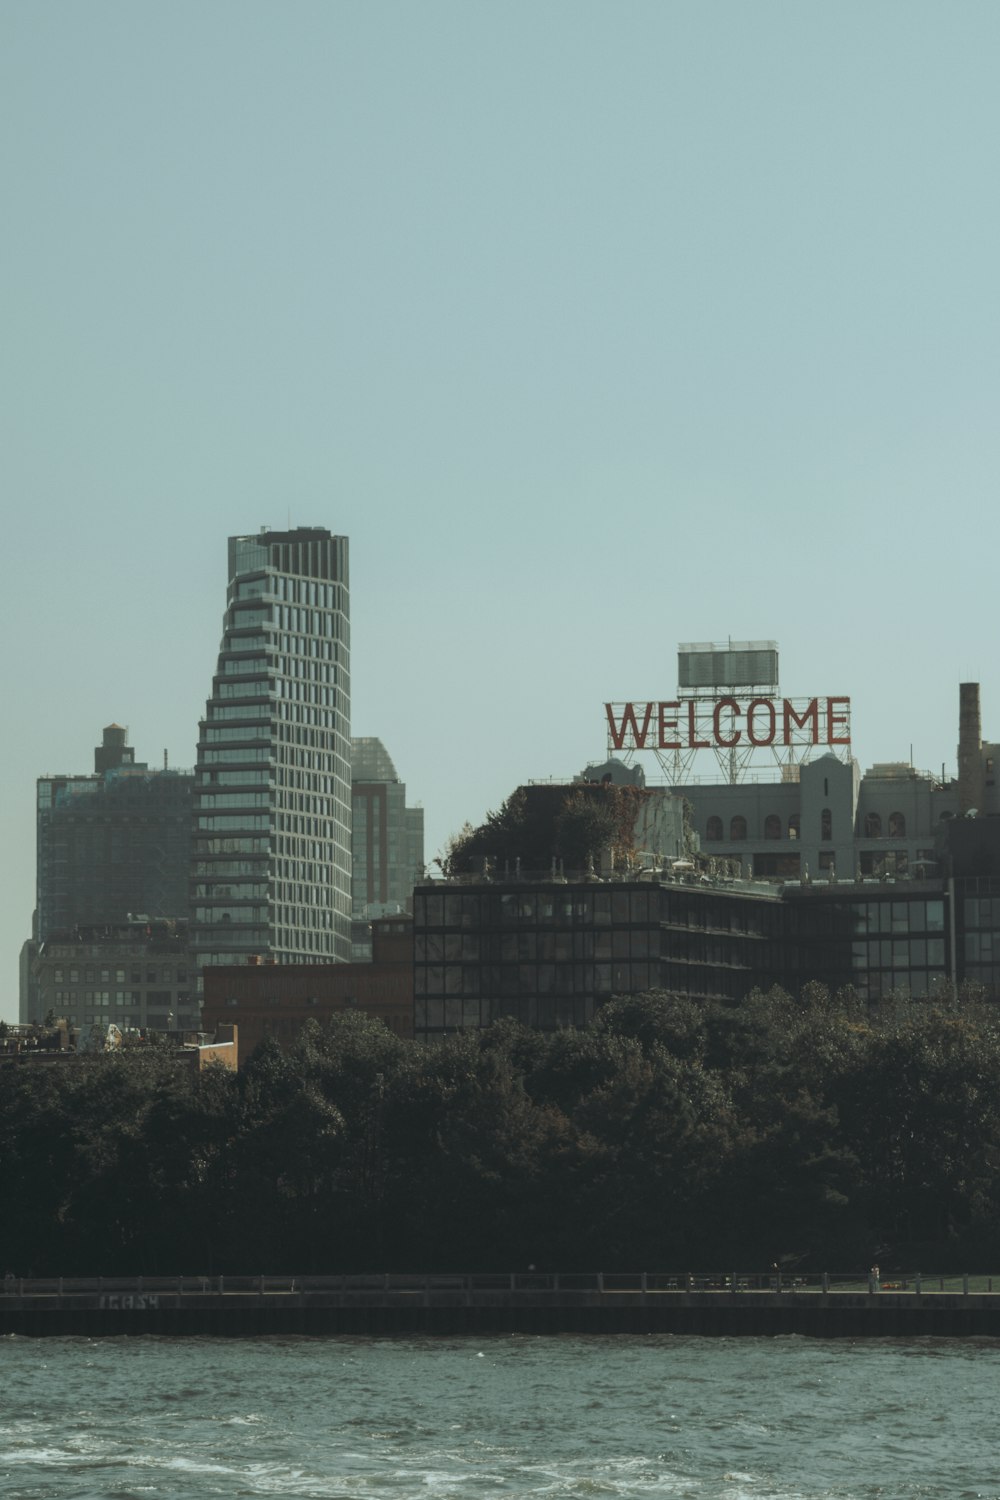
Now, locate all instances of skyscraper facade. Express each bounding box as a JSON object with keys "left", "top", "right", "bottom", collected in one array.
[
  {"left": 191, "top": 527, "right": 352, "bottom": 972},
  {"left": 23, "top": 724, "right": 196, "bottom": 1026}
]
